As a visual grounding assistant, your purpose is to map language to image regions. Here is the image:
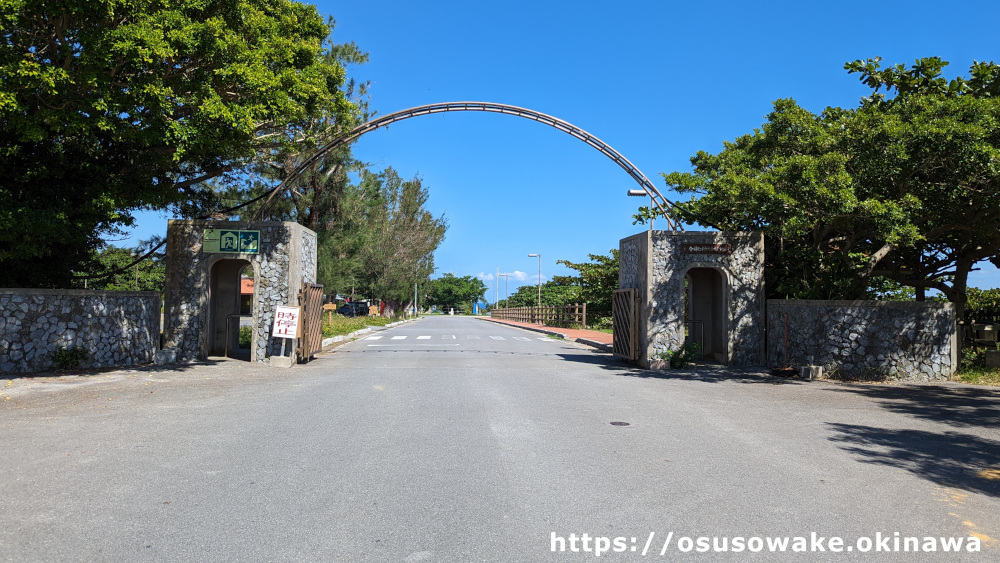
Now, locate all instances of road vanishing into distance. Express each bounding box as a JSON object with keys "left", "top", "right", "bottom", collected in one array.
[{"left": 2, "top": 316, "right": 998, "bottom": 561}]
